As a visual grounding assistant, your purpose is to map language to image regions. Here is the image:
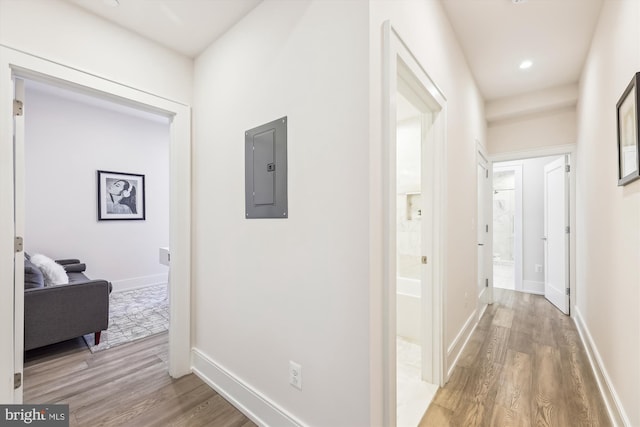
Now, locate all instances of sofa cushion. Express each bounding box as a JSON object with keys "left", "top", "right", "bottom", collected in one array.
[
  {"left": 24, "top": 258, "right": 44, "bottom": 289},
  {"left": 67, "top": 271, "right": 90, "bottom": 283},
  {"left": 30, "top": 254, "right": 69, "bottom": 286}
]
